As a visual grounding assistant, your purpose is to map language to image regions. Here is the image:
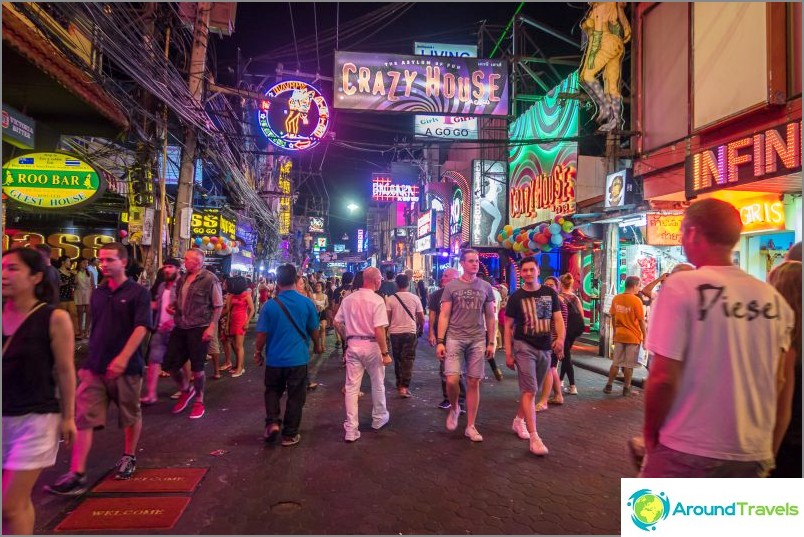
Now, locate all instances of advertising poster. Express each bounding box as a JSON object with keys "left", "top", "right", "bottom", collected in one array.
[
  {"left": 508, "top": 72, "right": 579, "bottom": 228},
  {"left": 605, "top": 170, "right": 628, "bottom": 208},
  {"left": 645, "top": 212, "right": 684, "bottom": 246},
  {"left": 334, "top": 51, "right": 508, "bottom": 116},
  {"left": 414, "top": 115, "right": 479, "bottom": 140},
  {"left": 470, "top": 160, "right": 507, "bottom": 247}
]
